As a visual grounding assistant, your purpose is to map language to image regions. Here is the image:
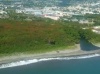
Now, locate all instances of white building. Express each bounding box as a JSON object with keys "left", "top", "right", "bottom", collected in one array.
[
  {"left": 92, "top": 26, "right": 100, "bottom": 34},
  {"left": 0, "top": 10, "right": 7, "bottom": 14},
  {"left": 79, "top": 20, "right": 90, "bottom": 24},
  {"left": 44, "top": 15, "right": 60, "bottom": 20},
  {"left": 16, "top": 9, "right": 24, "bottom": 13}
]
